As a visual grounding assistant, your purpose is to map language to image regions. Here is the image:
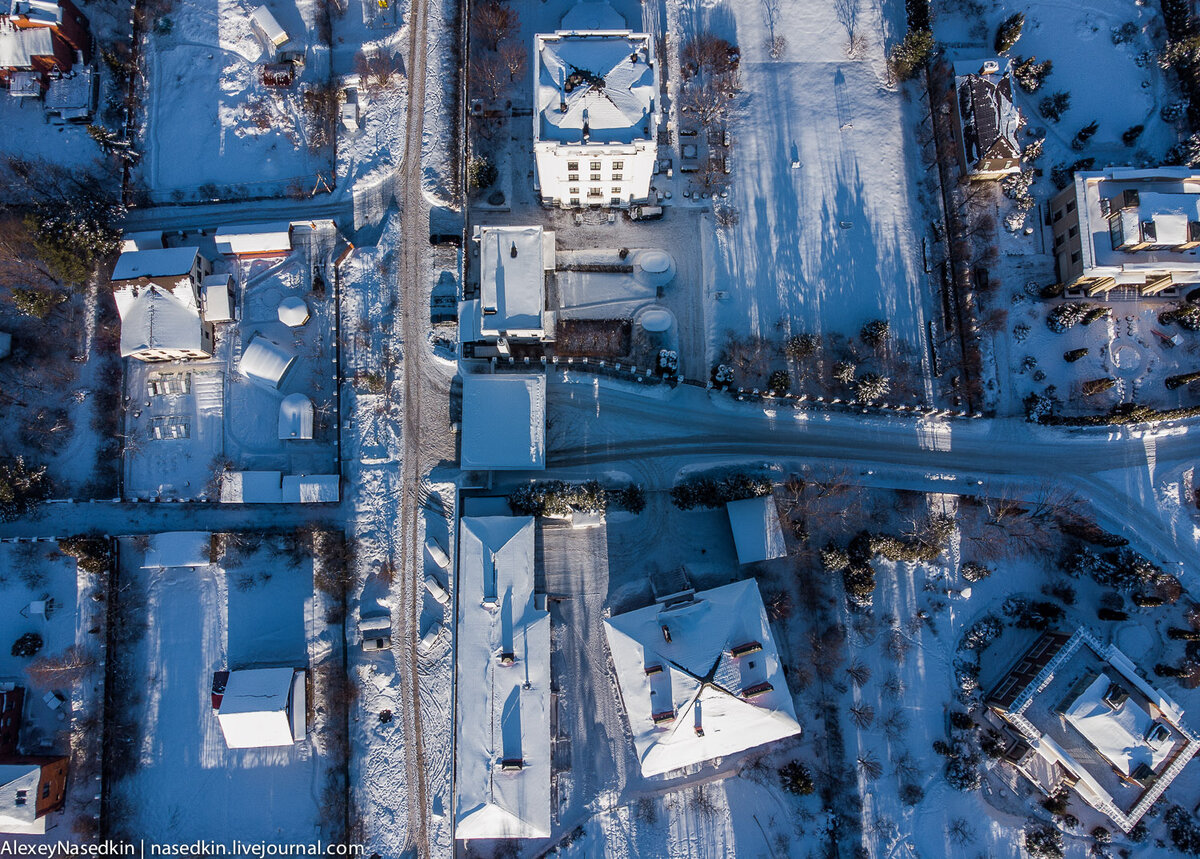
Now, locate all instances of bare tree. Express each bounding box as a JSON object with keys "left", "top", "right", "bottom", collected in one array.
[
  {"left": 472, "top": 52, "right": 509, "bottom": 103},
  {"left": 499, "top": 40, "right": 526, "bottom": 83},
  {"left": 849, "top": 703, "right": 875, "bottom": 728},
  {"left": 857, "top": 752, "right": 883, "bottom": 780},
  {"left": 681, "top": 79, "right": 729, "bottom": 128},
  {"left": 471, "top": 0, "right": 517, "bottom": 51},
  {"left": 762, "top": 0, "right": 786, "bottom": 59},
  {"left": 26, "top": 645, "right": 96, "bottom": 688}
]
